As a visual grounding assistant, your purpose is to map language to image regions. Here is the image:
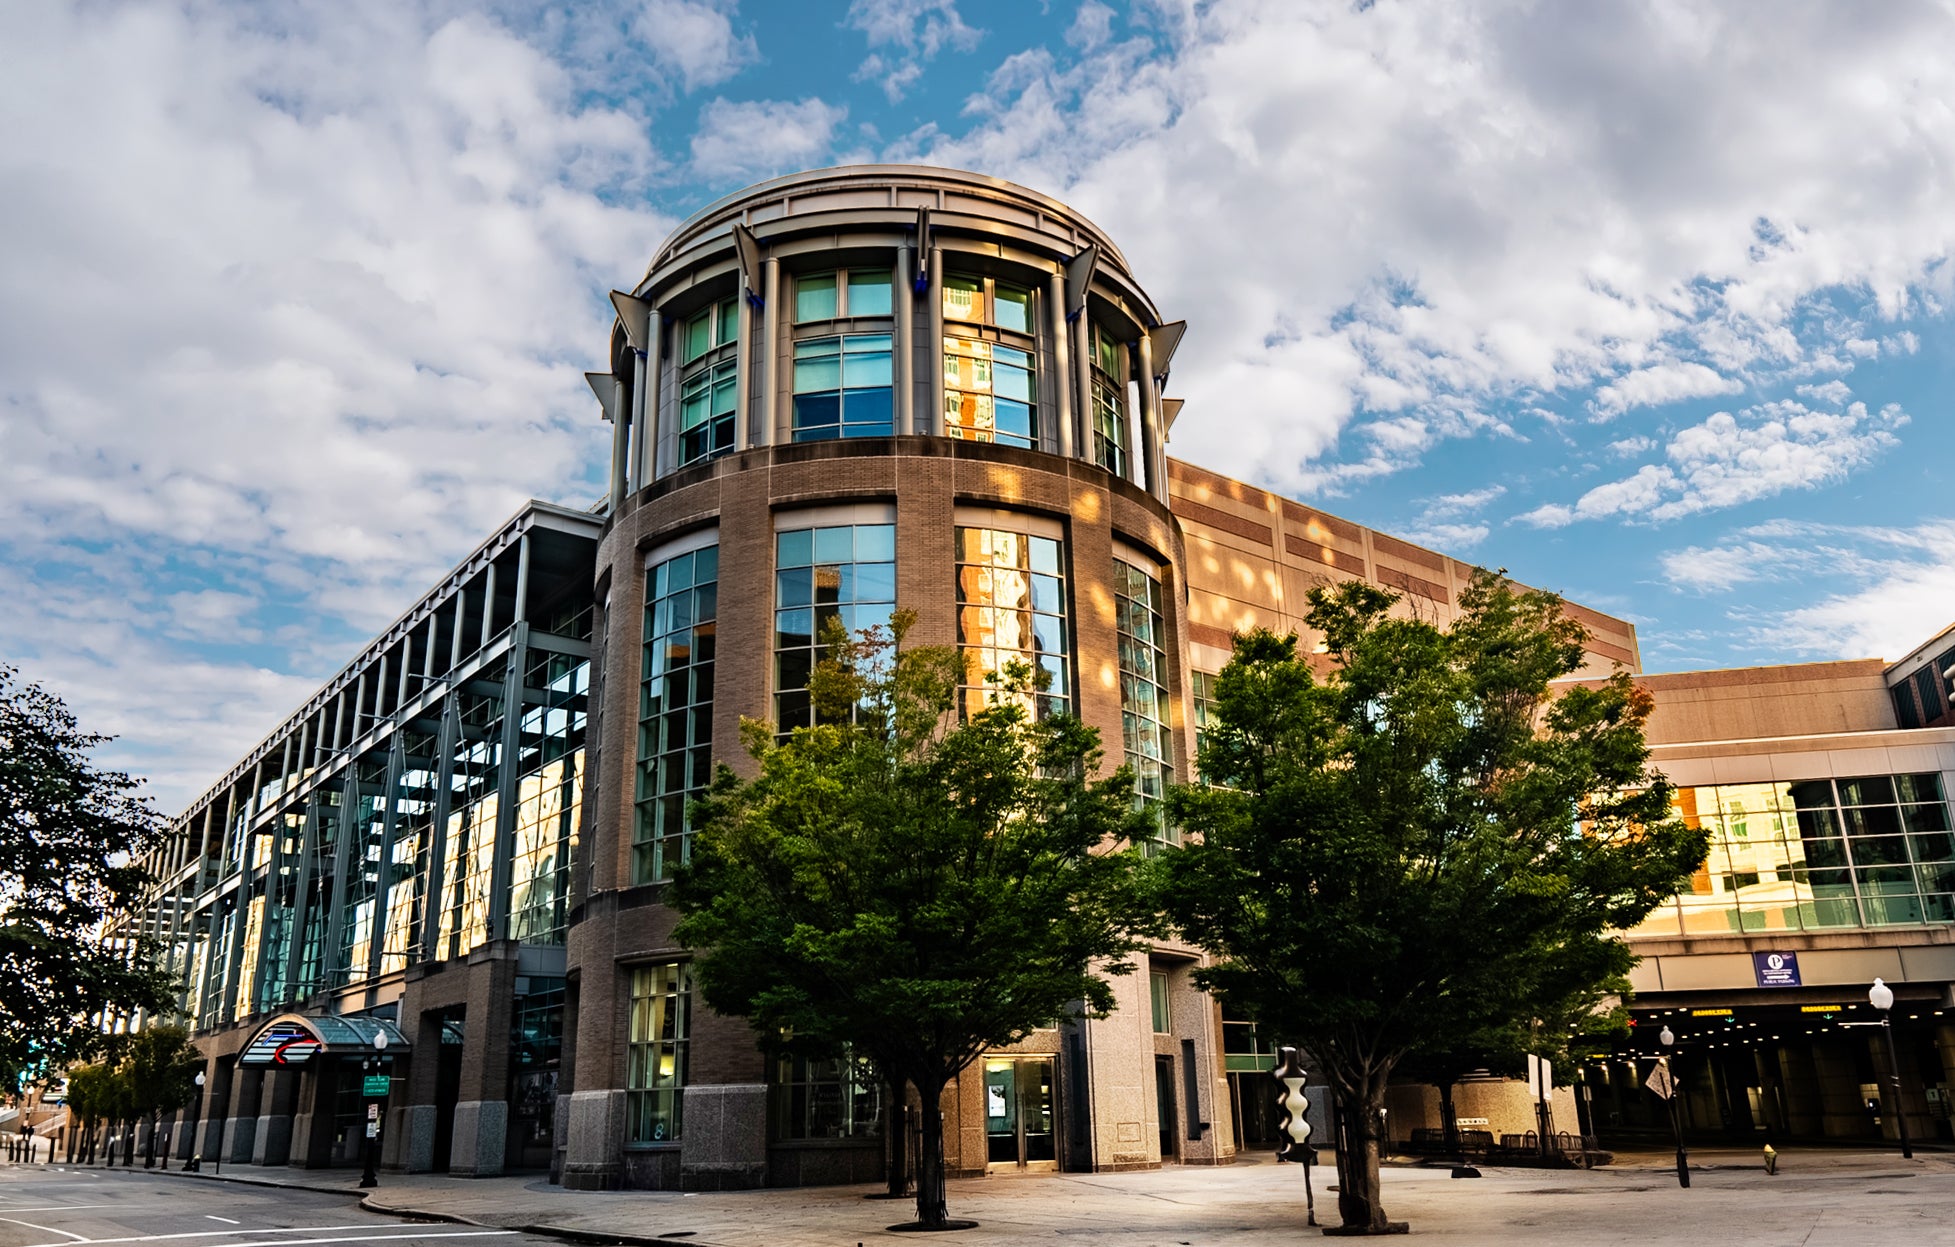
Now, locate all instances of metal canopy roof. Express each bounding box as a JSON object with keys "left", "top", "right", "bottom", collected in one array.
[{"left": 239, "top": 1013, "right": 410, "bottom": 1066}]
